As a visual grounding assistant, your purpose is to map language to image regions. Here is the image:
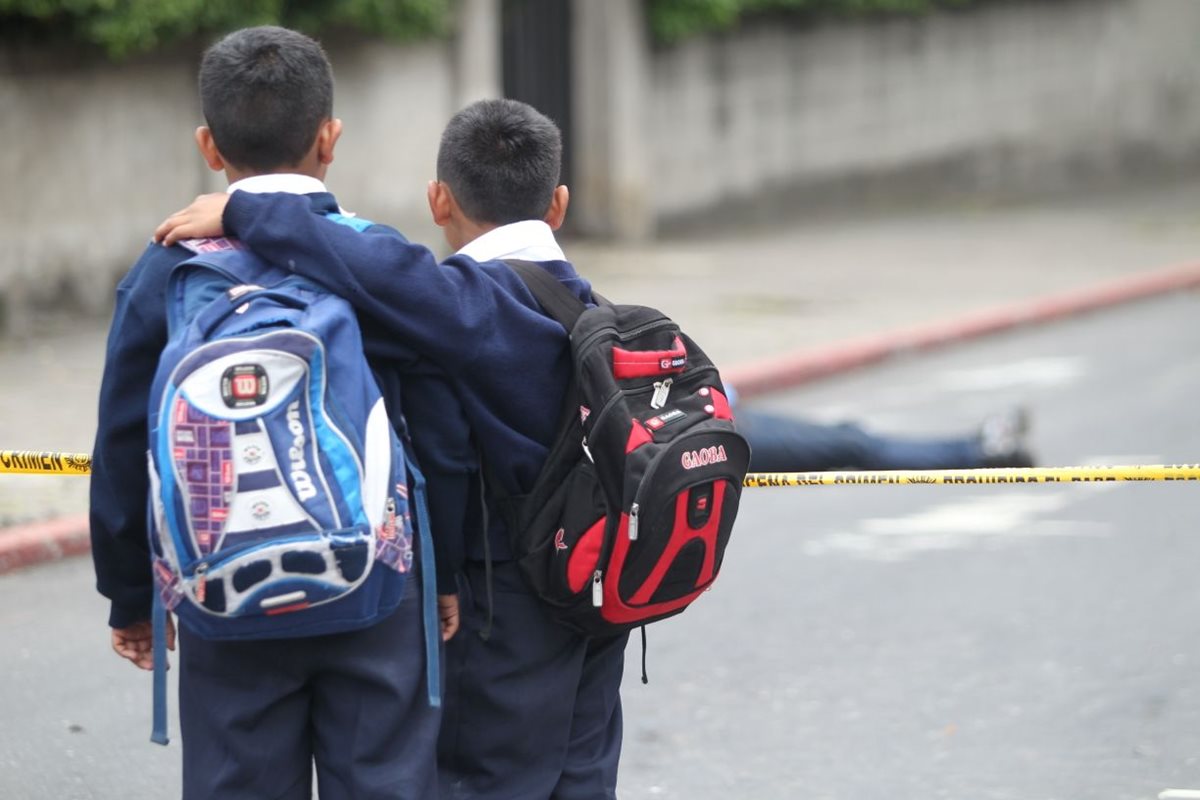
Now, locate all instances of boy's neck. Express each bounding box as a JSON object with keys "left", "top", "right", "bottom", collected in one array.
[{"left": 451, "top": 219, "right": 498, "bottom": 251}]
